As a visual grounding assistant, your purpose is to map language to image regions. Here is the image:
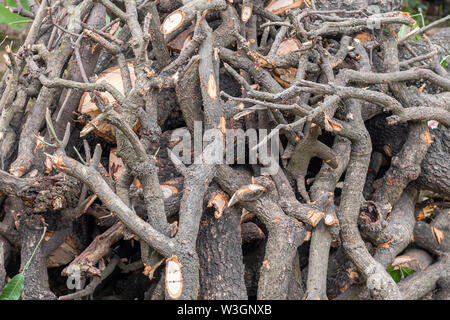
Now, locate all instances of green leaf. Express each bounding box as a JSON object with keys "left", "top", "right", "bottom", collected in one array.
[
  {"left": 387, "top": 265, "right": 416, "bottom": 283},
  {"left": 0, "top": 4, "right": 28, "bottom": 30},
  {"left": 114, "top": 26, "right": 122, "bottom": 38},
  {"left": 0, "top": 273, "right": 24, "bottom": 300},
  {"left": 400, "top": 267, "right": 416, "bottom": 277},
  {"left": 386, "top": 265, "right": 401, "bottom": 282},
  {"left": 0, "top": 227, "right": 47, "bottom": 300},
  {"left": 398, "top": 25, "right": 410, "bottom": 39},
  {"left": 105, "top": 14, "right": 122, "bottom": 37},
  {"left": 390, "top": 270, "right": 402, "bottom": 282},
  {"left": 412, "top": 34, "right": 421, "bottom": 41},
  {"left": 408, "top": 27, "right": 421, "bottom": 41},
  {"left": 441, "top": 55, "right": 449, "bottom": 68}
]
